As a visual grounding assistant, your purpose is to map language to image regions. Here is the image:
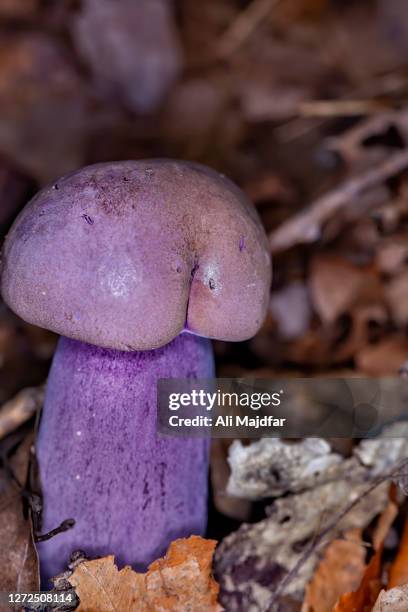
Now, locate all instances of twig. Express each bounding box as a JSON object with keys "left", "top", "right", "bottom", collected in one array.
[
  {"left": 217, "top": 0, "right": 281, "bottom": 59},
  {"left": 269, "top": 149, "right": 408, "bottom": 253},
  {"left": 265, "top": 457, "right": 408, "bottom": 611},
  {"left": 35, "top": 519, "right": 75, "bottom": 543},
  {"left": 299, "top": 99, "right": 387, "bottom": 118},
  {"left": 0, "top": 385, "right": 44, "bottom": 440}
]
